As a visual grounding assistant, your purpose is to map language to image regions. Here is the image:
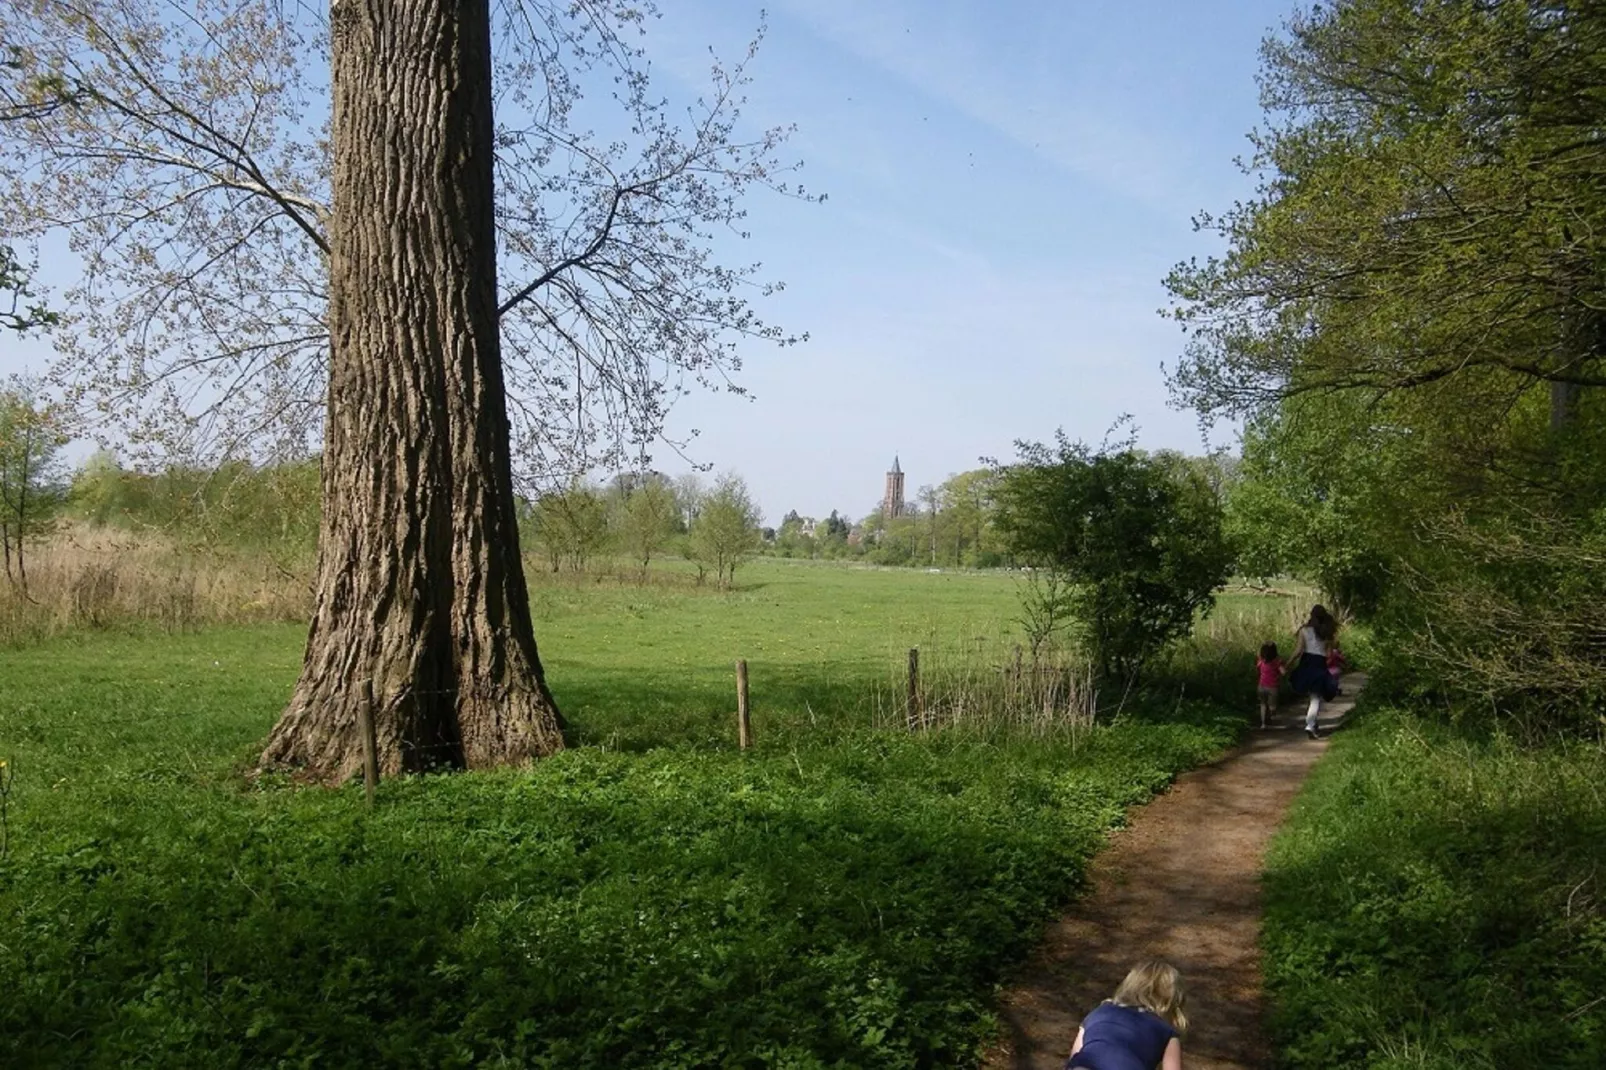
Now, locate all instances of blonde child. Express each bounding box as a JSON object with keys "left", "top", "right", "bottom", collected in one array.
[
  {"left": 1065, "top": 960, "right": 1186, "bottom": 1070},
  {"left": 1255, "top": 641, "right": 1285, "bottom": 729}
]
